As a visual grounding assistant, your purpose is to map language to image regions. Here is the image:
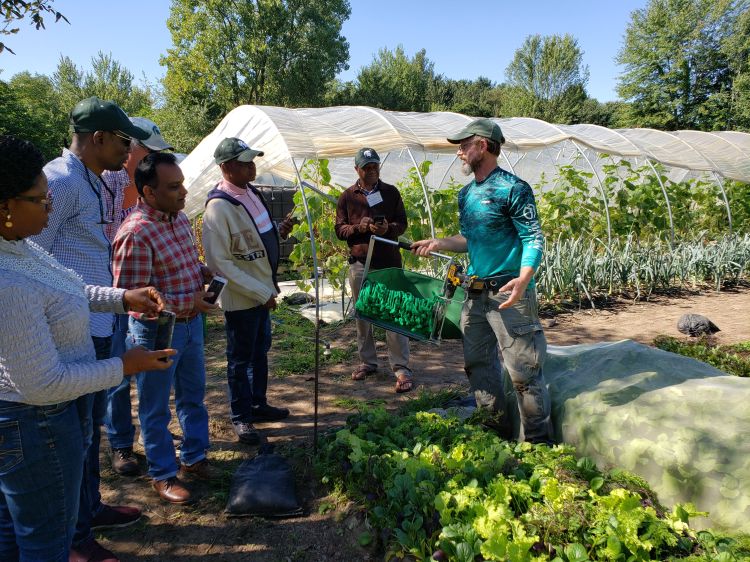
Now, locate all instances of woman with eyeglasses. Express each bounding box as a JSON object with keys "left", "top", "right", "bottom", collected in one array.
[{"left": 0, "top": 135, "right": 176, "bottom": 561}]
